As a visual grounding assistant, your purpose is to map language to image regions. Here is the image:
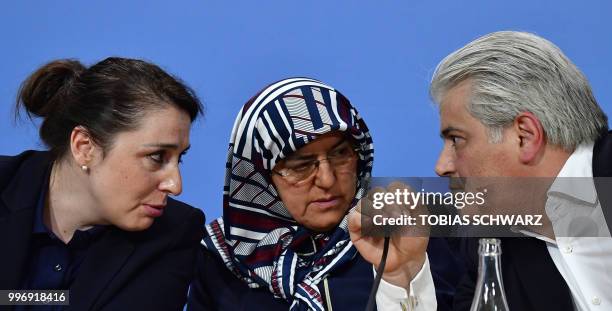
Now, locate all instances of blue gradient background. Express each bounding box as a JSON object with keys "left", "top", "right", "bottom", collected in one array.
[{"left": 1, "top": 1, "right": 611, "bottom": 220}]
